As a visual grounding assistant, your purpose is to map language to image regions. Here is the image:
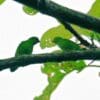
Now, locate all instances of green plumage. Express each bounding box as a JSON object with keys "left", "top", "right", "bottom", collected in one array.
[
  {"left": 10, "top": 37, "right": 39, "bottom": 72},
  {"left": 15, "top": 37, "right": 39, "bottom": 56},
  {"left": 53, "top": 37, "right": 81, "bottom": 51},
  {"left": 53, "top": 37, "right": 86, "bottom": 72}
]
